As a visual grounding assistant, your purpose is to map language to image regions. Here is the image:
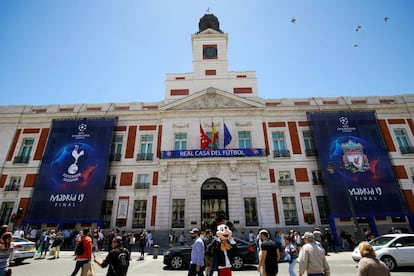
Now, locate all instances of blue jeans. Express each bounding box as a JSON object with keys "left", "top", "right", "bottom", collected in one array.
[{"left": 288, "top": 258, "right": 297, "bottom": 276}]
